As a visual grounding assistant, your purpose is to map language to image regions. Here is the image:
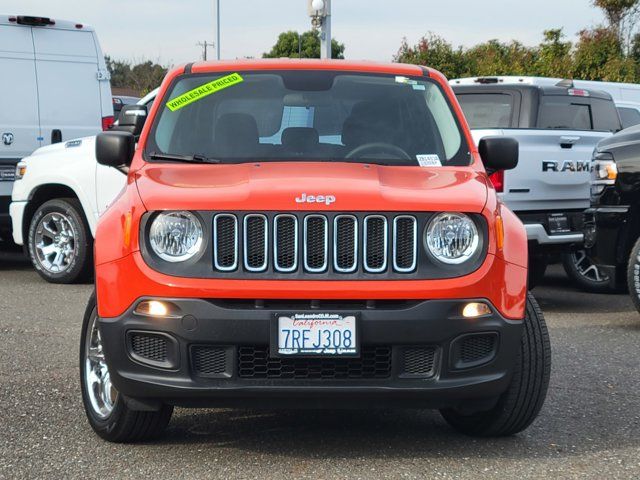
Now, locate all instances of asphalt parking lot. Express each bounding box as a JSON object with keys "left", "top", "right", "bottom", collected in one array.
[{"left": 0, "top": 249, "right": 639, "bottom": 480}]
